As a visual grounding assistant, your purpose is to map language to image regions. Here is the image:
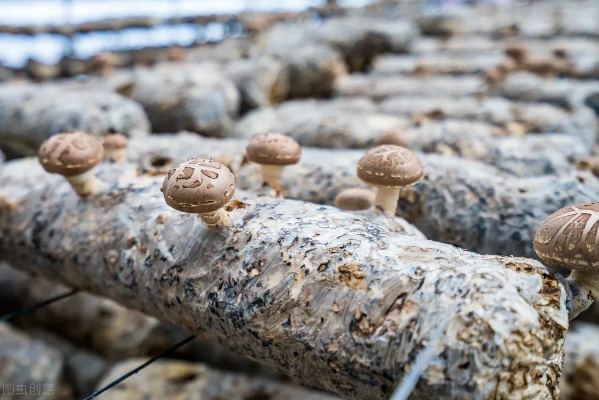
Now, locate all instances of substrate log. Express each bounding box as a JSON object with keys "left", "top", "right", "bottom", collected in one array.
[
  {"left": 335, "top": 74, "right": 484, "bottom": 101},
  {"left": 371, "top": 54, "right": 504, "bottom": 76},
  {"left": 0, "top": 158, "right": 587, "bottom": 399},
  {"left": 124, "top": 134, "right": 599, "bottom": 259},
  {"left": 561, "top": 322, "right": 599, "bottom": 400},
  {"left": 97, "top": 358, "right": 339, "bottom": 400},
  {"left": 233, "top": 101, "right": 588, "bottom": 175},
  {"left": 0, "top": 84, "right": 150, "bottom": 159},
  {"left": 379, "top": 96, "right": 596, "bottom": 141},
  {"left": 87, "top": 62, "right": 241, "bottom": 137},
  {"left": 0, "top": 323, "right": 63, "bottom": 400},
  {"left": 499, "top": 72, "right": 599, "bottom": 109},
  {"left": 263, "top": 17, "right": 415, "bottom": 73},
  {"left": 0, "top": 261, "right": 281, "bottom": 377},
  {"left": 225, "top": 55, "right": 289, "bottom": 112}
]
